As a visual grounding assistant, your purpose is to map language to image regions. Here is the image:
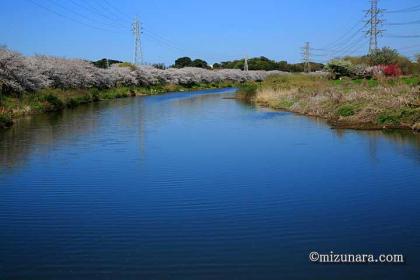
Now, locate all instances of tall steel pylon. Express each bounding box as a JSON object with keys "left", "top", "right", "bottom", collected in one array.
[
  {"left": 366, "top": 0, "right": 384, "bottom": 54},
  {"left": 244, "top": 56, "right": 249, "bottom": 72},
  {"left": 132, "top": 17, "right": 143, "bottom": 65},
  {"left": 302, "top": 42, "right": 311, "bottom": 73}
]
